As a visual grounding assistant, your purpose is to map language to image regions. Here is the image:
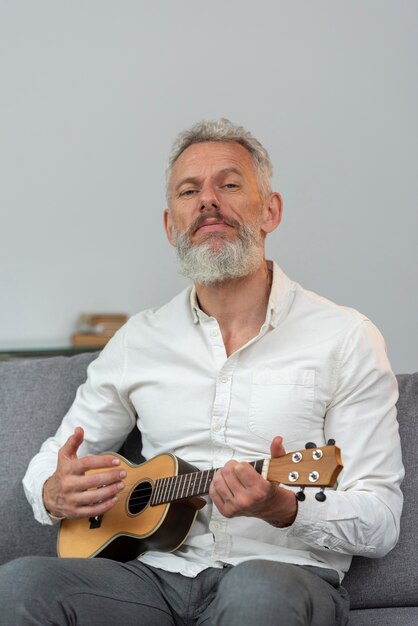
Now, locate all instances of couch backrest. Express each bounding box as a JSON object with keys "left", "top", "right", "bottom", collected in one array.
[
  {"left": 0, "top": 353, "right": 99, "bottom": 563},
  {"left": 0, "top": 355, "right": 416, "bottom": 611}
]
